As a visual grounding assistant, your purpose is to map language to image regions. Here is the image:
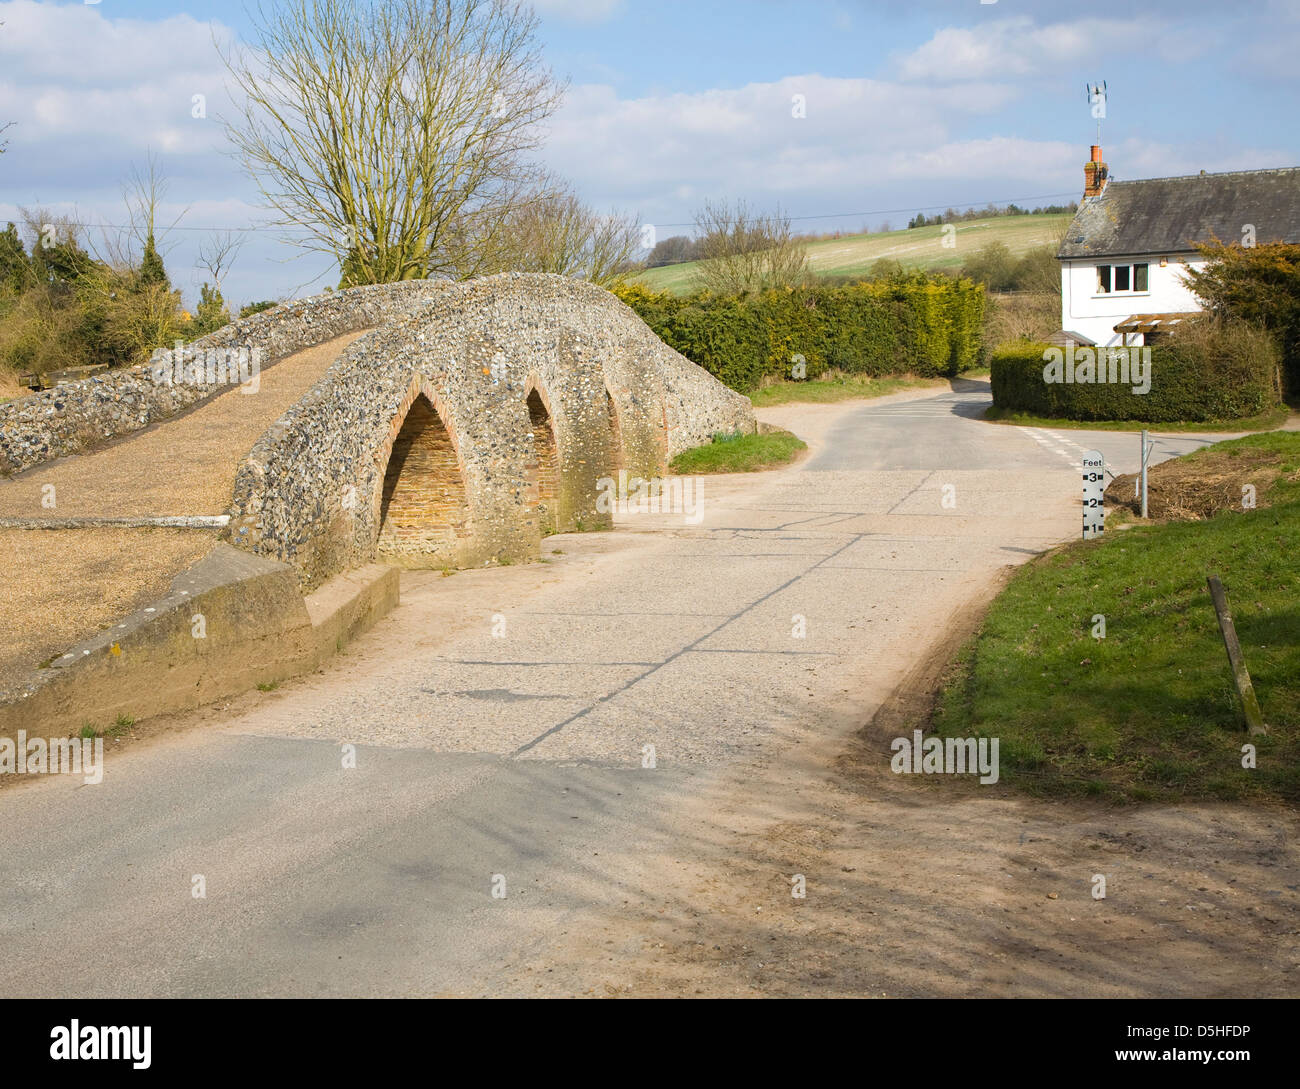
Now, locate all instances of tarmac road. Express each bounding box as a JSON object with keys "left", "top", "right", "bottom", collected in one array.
[{"left": 0, "top": 381, "right": 1260, "bottom": 997}]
